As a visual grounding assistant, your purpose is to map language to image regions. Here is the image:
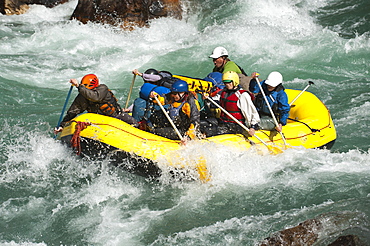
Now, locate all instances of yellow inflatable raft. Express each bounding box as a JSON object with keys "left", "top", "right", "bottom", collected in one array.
[{"left": 58, "top": 89, "right": 336, "bottom": 182}]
